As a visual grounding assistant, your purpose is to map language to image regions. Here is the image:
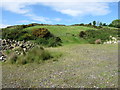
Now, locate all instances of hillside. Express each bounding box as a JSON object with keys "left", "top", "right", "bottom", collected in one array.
[
  {"left": 22, "top": 26, "right": 96, "bottom": 44},
  {"left": 1, "top": 25, "right": 118, "bottom": 45}
]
